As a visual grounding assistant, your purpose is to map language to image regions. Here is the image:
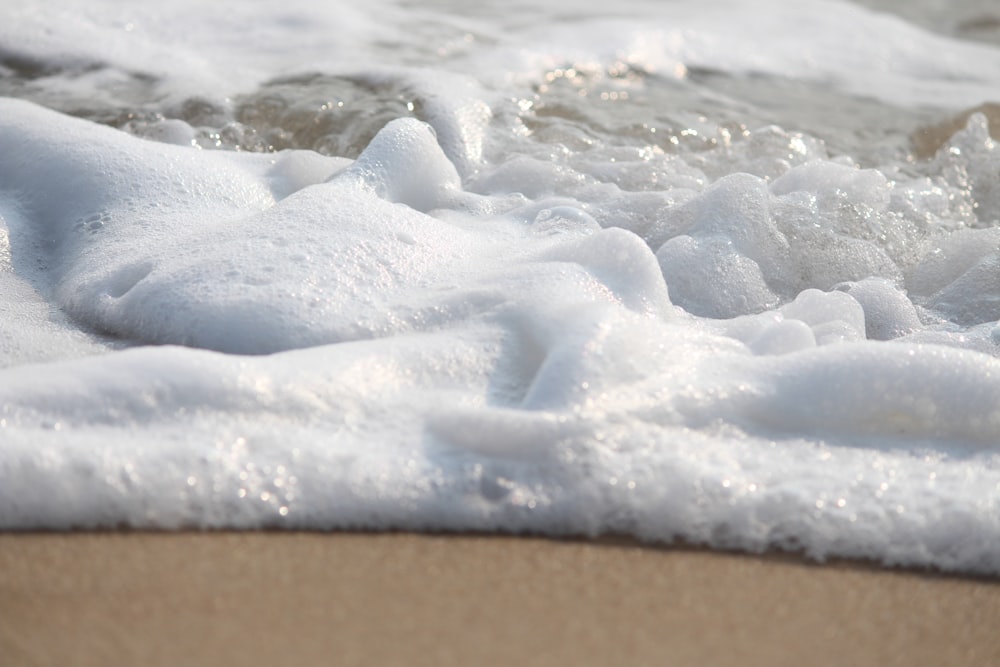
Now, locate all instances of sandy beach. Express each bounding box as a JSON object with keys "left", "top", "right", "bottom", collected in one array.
[{"left": 1, "top": 532, "right": 997, "bottom": 667}]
